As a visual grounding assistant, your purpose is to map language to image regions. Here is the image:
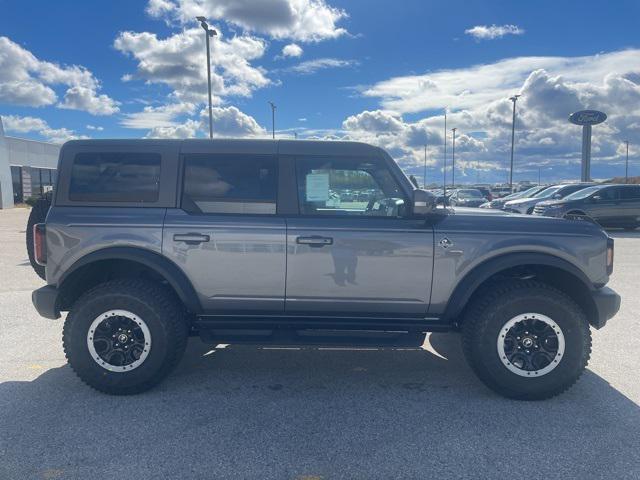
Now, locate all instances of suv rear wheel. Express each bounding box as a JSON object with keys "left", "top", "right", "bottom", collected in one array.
[
  {"left": 63, "top": 279, "right": 188, "bottom": 395},
  {"left": 461, "top": 280, "right": 591, "bottom": 400}
]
